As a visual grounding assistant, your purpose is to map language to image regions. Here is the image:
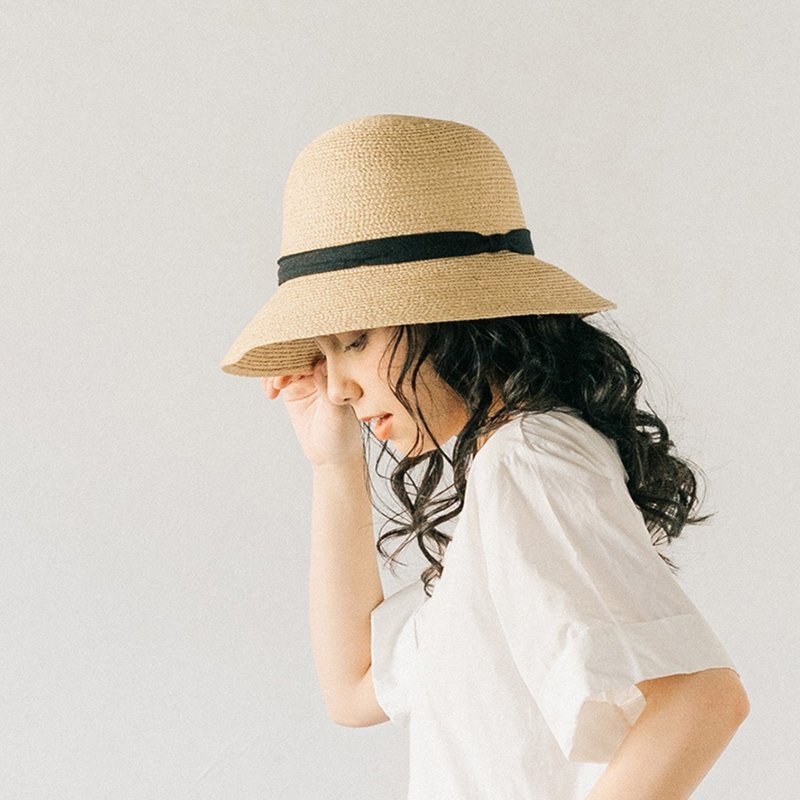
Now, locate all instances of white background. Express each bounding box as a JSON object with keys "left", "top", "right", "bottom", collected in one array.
[{"left": 2, "top": 1, "right": 797, "bottom": 797}]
